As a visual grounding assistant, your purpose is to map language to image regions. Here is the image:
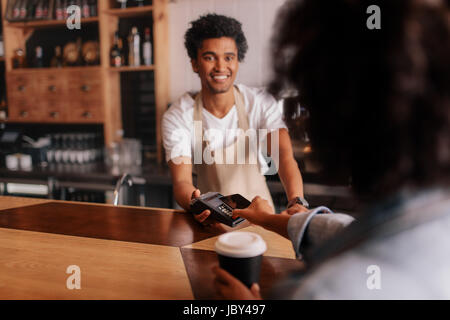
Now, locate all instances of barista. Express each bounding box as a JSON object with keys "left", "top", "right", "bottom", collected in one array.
[{"left": 162, "top": 14, "right": 308, "bottom": 223}]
